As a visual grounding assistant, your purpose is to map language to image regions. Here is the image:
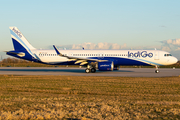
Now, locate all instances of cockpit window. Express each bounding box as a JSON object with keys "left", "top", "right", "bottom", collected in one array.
[{"left": 164, "top": 54, "right": 172, "bottom": 56}]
